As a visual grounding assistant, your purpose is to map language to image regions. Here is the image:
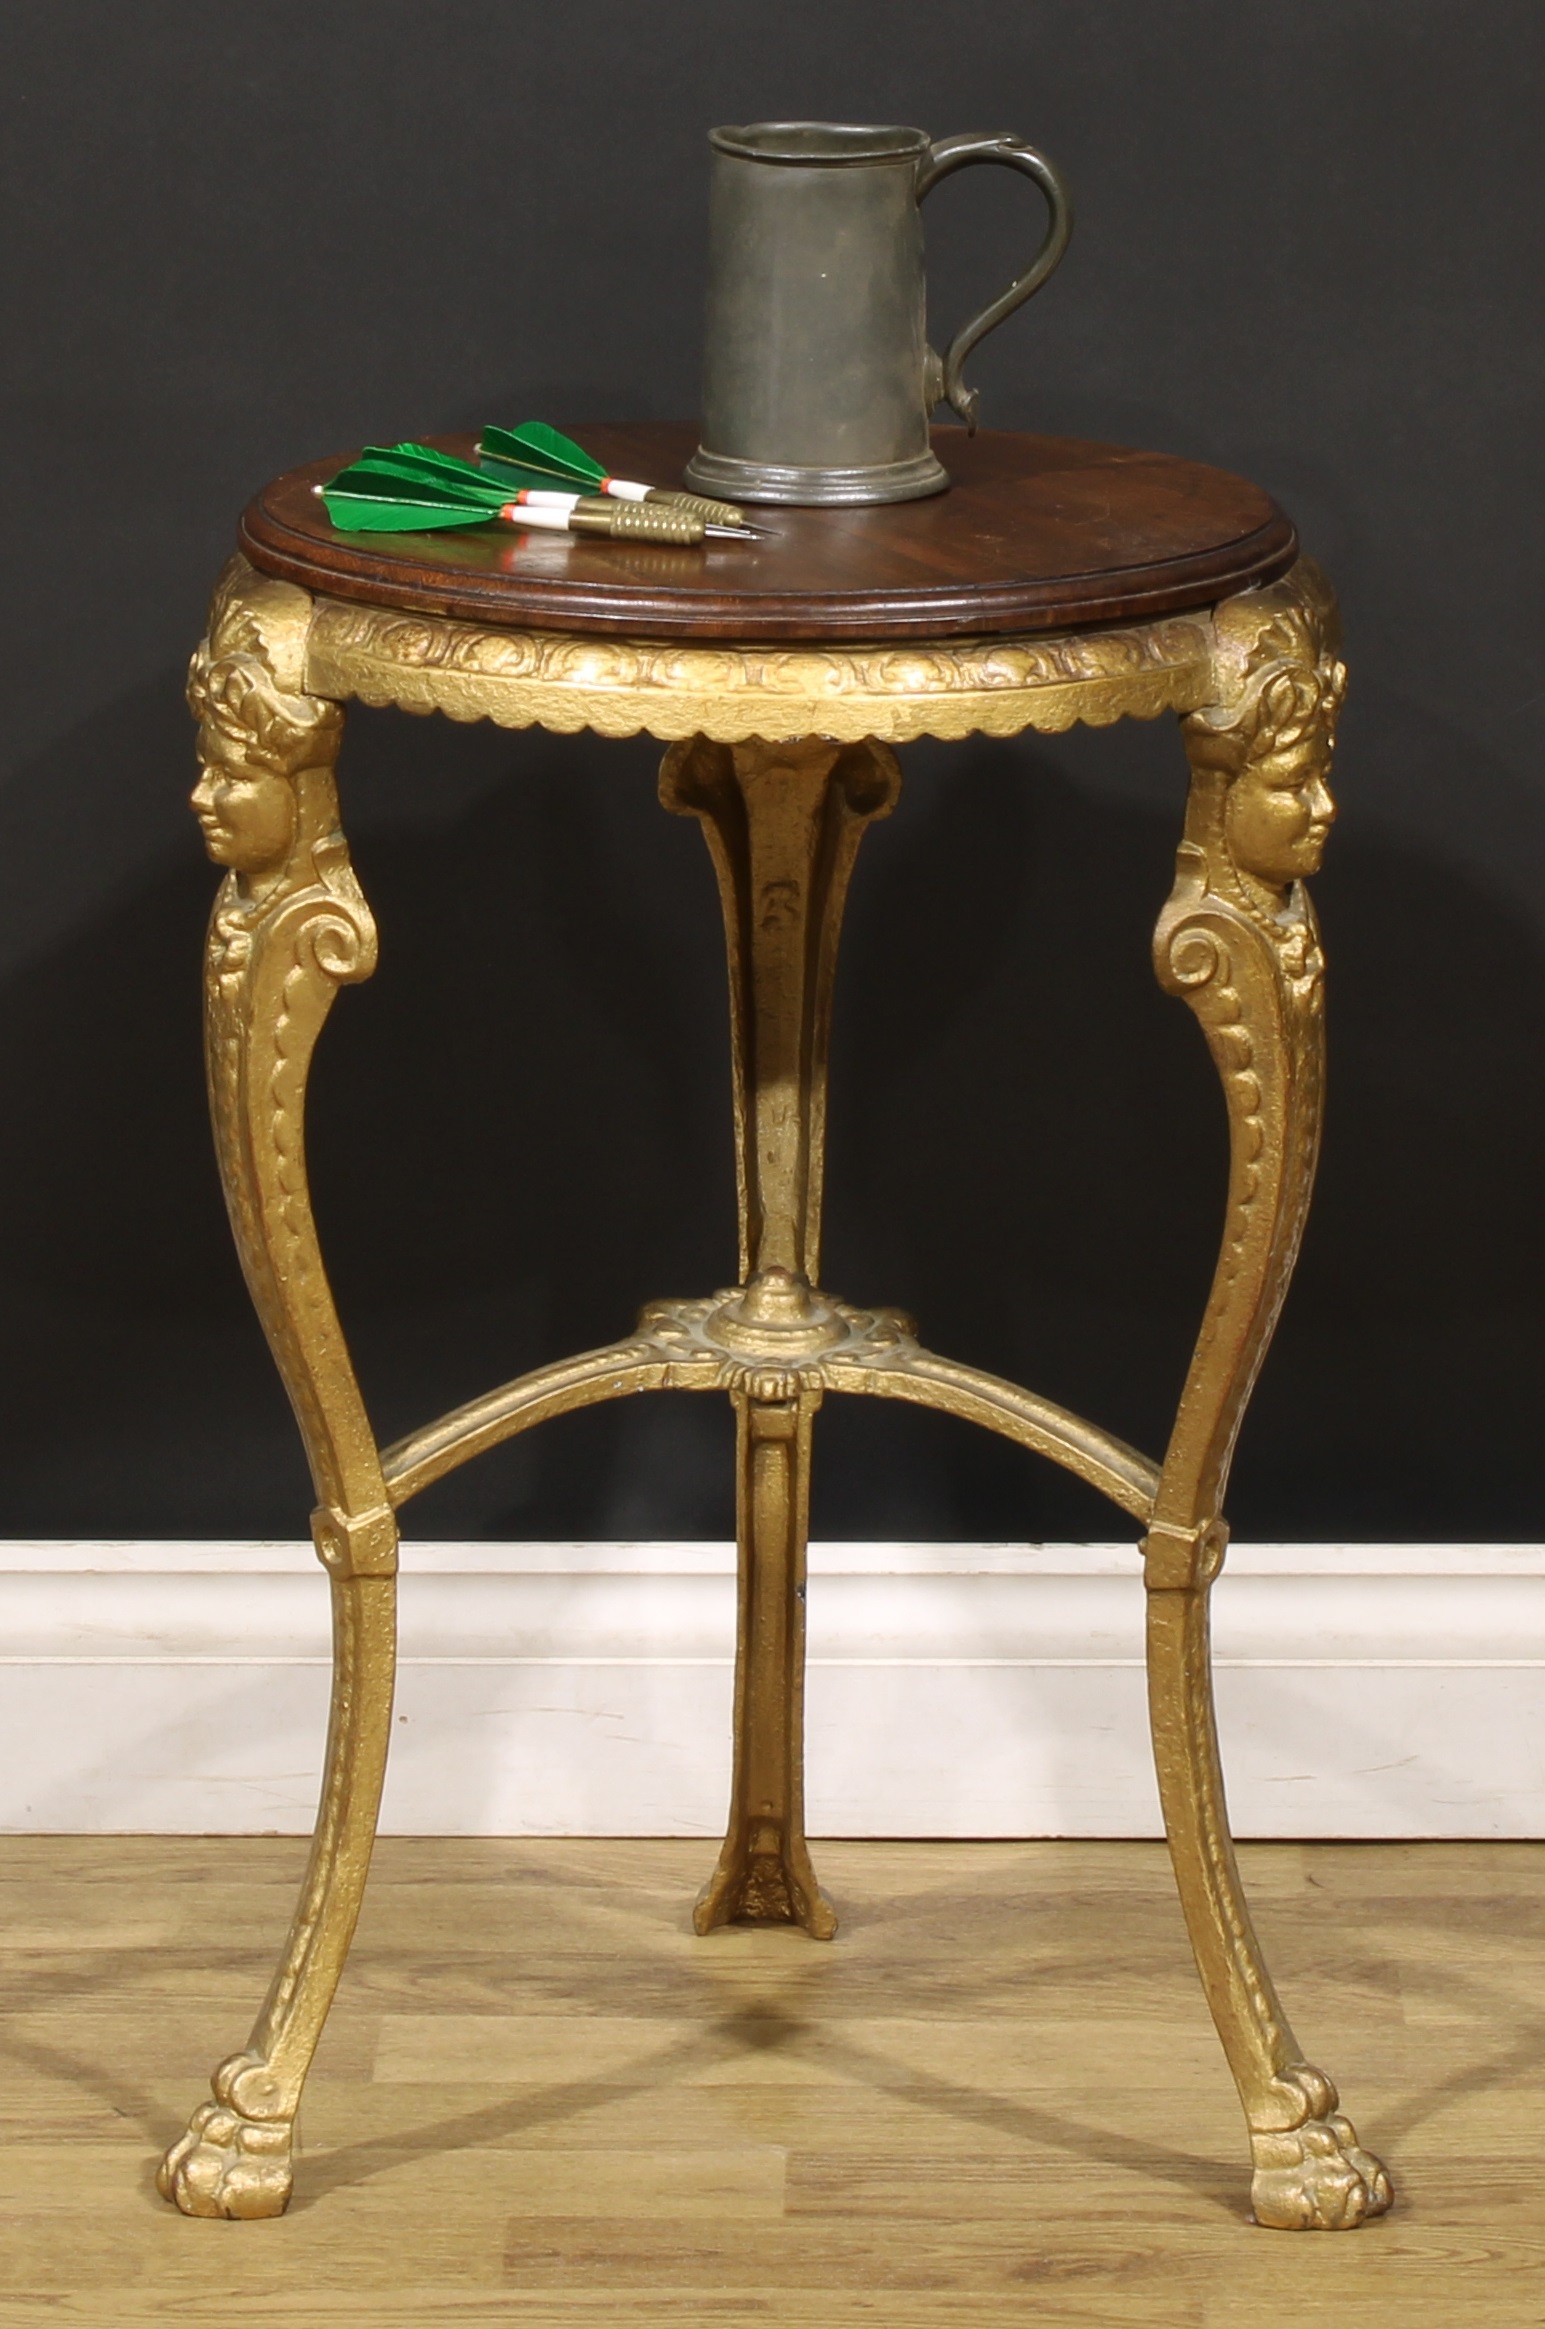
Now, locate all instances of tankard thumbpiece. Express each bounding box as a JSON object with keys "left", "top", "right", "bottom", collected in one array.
[{"left": 685, "top": 121, "right": 1073, "bottom": 507}]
